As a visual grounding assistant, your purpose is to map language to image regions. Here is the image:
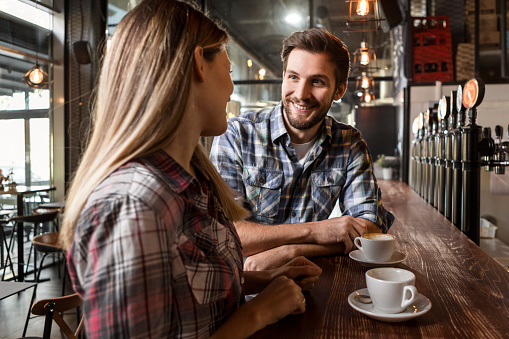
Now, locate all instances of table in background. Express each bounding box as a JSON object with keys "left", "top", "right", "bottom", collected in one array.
[
  {"left": 0, "top": 186, "right": 56, "bottom": 282},
  {"left": 251, "top": 180, "right": 509, "bottom": 338}
]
